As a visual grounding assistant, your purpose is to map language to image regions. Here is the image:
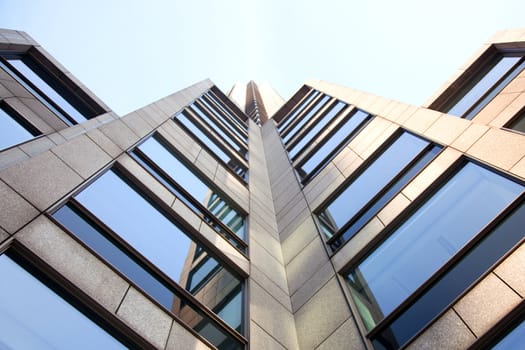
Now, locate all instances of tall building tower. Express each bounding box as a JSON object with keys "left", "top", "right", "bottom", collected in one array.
[{"left": 1, "top": 27, "right": 525, "bottom": 349}]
